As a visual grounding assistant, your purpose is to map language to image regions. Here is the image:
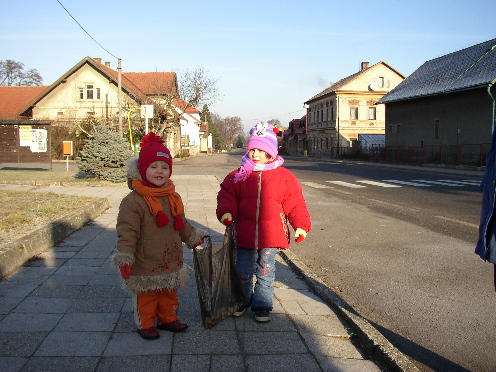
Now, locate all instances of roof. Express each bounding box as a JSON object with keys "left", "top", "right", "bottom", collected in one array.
[
  {"left": 0, "top": 86, "right": 47, "bottom": 119},
  {"left": 173, "top": 98, "right": 200, "bottom": 114},
  {"left": 18, "top": 57, "right": 178, "bottom": 116},
  {"left": 305, "top": 61, "right": 404, "bottom": 104},
  {"left": 378, "top": 38, "right": 496, "bottom": 104},
  {"left": 124, "top": 72, "right": 177, "bottom": 96}
]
